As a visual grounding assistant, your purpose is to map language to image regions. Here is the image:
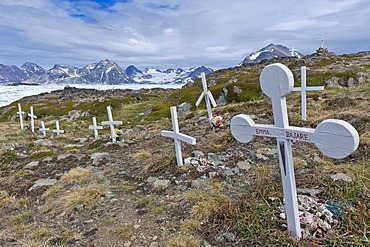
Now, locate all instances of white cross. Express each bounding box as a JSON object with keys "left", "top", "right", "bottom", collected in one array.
[
  {"left": 290, "top": 46, "right": 297, "bottom": 57},
  {"left": 28, "top": 106, "right": 37, "bottom": 133},
  {"left": 17, "top": 103, "right": 26, "bottom": 130},
  {"left": 52, "top": 120, "right": 64, "bottom": 136},
  {"left": 101, "top": 106, "right": 122, "bottom": 143},
  {"left": 89, "top": 117, "right": 103, "bottom": 138},
  {"left": 161, "top": 106, "right": 196, "bottom": 166},
  {"left": 230, "top": 63, "right": 359, "bottom": 239},
  {"left": 39, "top": 121, "right": 49, "bottom": 137},
  {"left": 292, "top": 66, "right": 324, "bottom": 121},
  {"left": 318, "top": 34, "right": 328, "bottom": 48},
  {"left": 195, "top": 72, "right": 217, "bottom": 122}
]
